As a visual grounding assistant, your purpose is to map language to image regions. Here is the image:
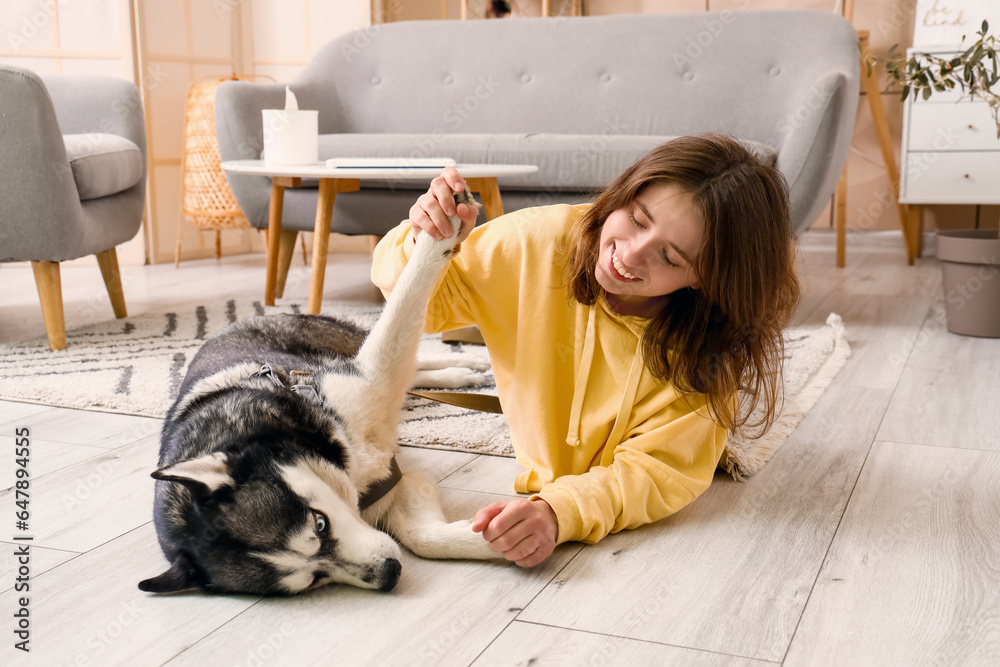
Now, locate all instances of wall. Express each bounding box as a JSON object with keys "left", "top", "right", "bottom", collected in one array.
[
  {"left": 0, "top": 0, "right": 371, "bottom": 266},
  {"left": 136, "top": 0, "right": 371, "bottom": 265},
  {"left": 3, "top": 1, "right": 994, "bottom": 267},
  {"left": 382, "top": 0, "right": 1000, "bottom": 235},
  {"left": 0, "top": 0, "right": 145, "bottom": 266}
]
